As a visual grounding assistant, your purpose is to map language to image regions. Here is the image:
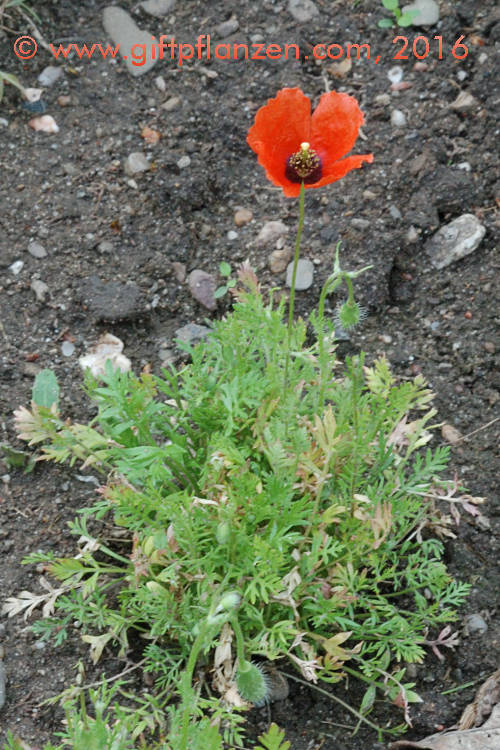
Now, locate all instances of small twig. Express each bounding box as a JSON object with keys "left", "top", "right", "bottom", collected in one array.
[
  {"left": 453, "top": 416, "right": 499, "bottom": 443},
  {"left": 281, "top": 670, "right": 387, "bottom": 735},
  {"left": 17, "top": 7, "right": 51, "bottom": 52}
]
